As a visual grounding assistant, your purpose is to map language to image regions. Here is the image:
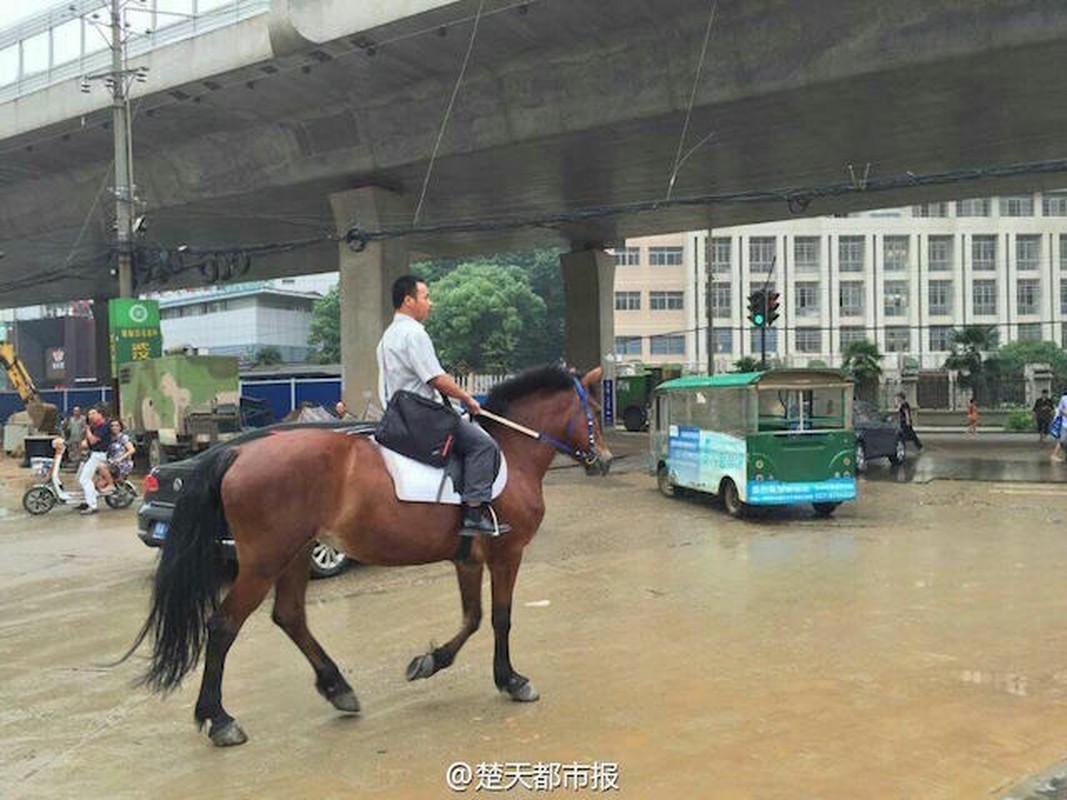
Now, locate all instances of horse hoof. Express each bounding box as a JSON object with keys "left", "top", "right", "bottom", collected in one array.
[
  {"left": 330, "top": 689, "right": 361, "bottom": 714},
  {"left": 209, "top": 719, "right": 248, "bottom": 747},
  {"left": 503, "top": 677, "right": 540, "bottom": 703},
  {"left": 406, "top": 653, "right": 435, "bottom": 682}
]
